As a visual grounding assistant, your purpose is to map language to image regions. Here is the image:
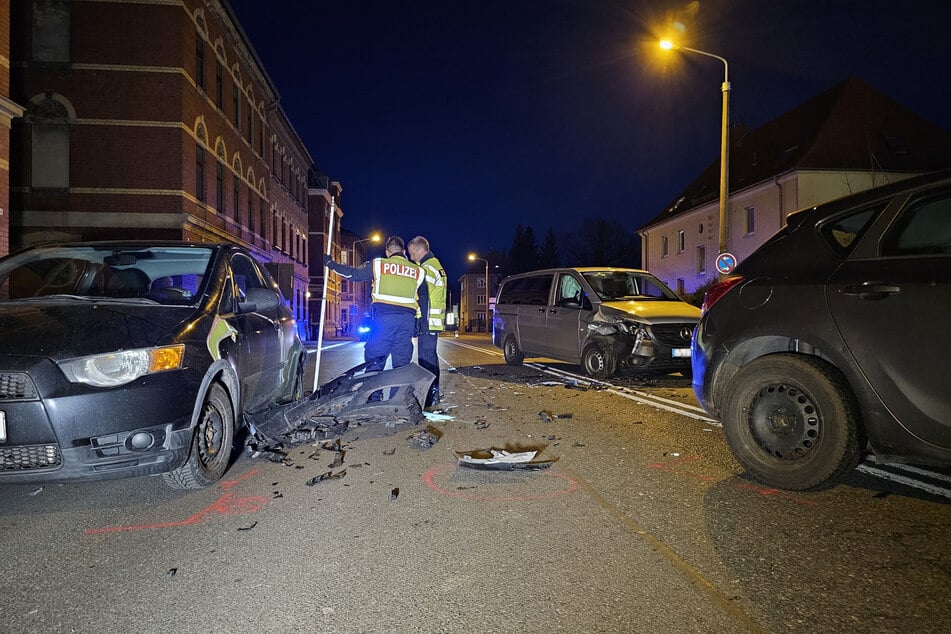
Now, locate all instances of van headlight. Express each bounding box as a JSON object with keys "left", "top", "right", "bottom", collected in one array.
[{"left": 59, "top": 345, "right": 185, "bottom": 387}]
